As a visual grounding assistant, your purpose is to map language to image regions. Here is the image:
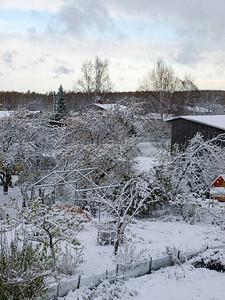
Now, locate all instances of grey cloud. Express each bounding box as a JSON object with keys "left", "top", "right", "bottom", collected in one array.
[
  {"left": 175, "top": 45, "right": 203, "bottom": 66},
  {"left": 55, "top": 0, "right": 113, "bottom": 35},
  {"left": 53, "top": 0, "right": 225, "bottom": 67},
  {"left": 106, "top": 0, "right": 225, "bottom": 65},
  {"left": 2, "top": 51, "right": 16, "bottom": 65},
  {"left": 54, "top": 66, "right": 74, "bottom": 75},
  {"left": 33, "top": 55, "right": 49, "bottom": 66},
  {"left": 27, "top": 27, "right": 38, "bottom": 35}
]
